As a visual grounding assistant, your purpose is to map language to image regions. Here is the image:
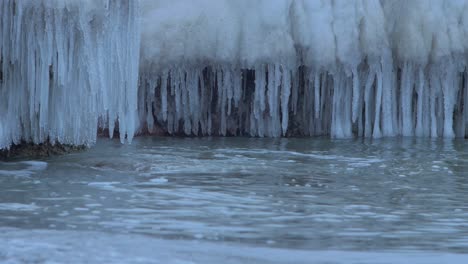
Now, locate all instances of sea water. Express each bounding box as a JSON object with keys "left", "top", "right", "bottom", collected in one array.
[{"left": 0, "top": 137, "right": 467, "bottom": 263}]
